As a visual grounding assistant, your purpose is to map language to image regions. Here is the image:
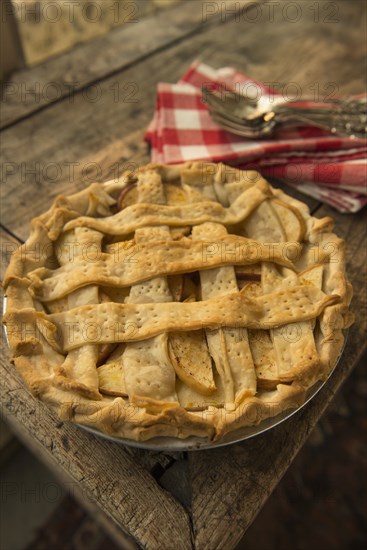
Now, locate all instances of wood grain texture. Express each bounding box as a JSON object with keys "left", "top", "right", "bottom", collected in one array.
[
  {"left": 1, "top": 0, "right": 364, "bottom": 239},
  {"left": 0, "top": 0, "right": 256, "bottom": 129},
  {"left": 188, "top": 206, "right": 367, "bottom": 550}
]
